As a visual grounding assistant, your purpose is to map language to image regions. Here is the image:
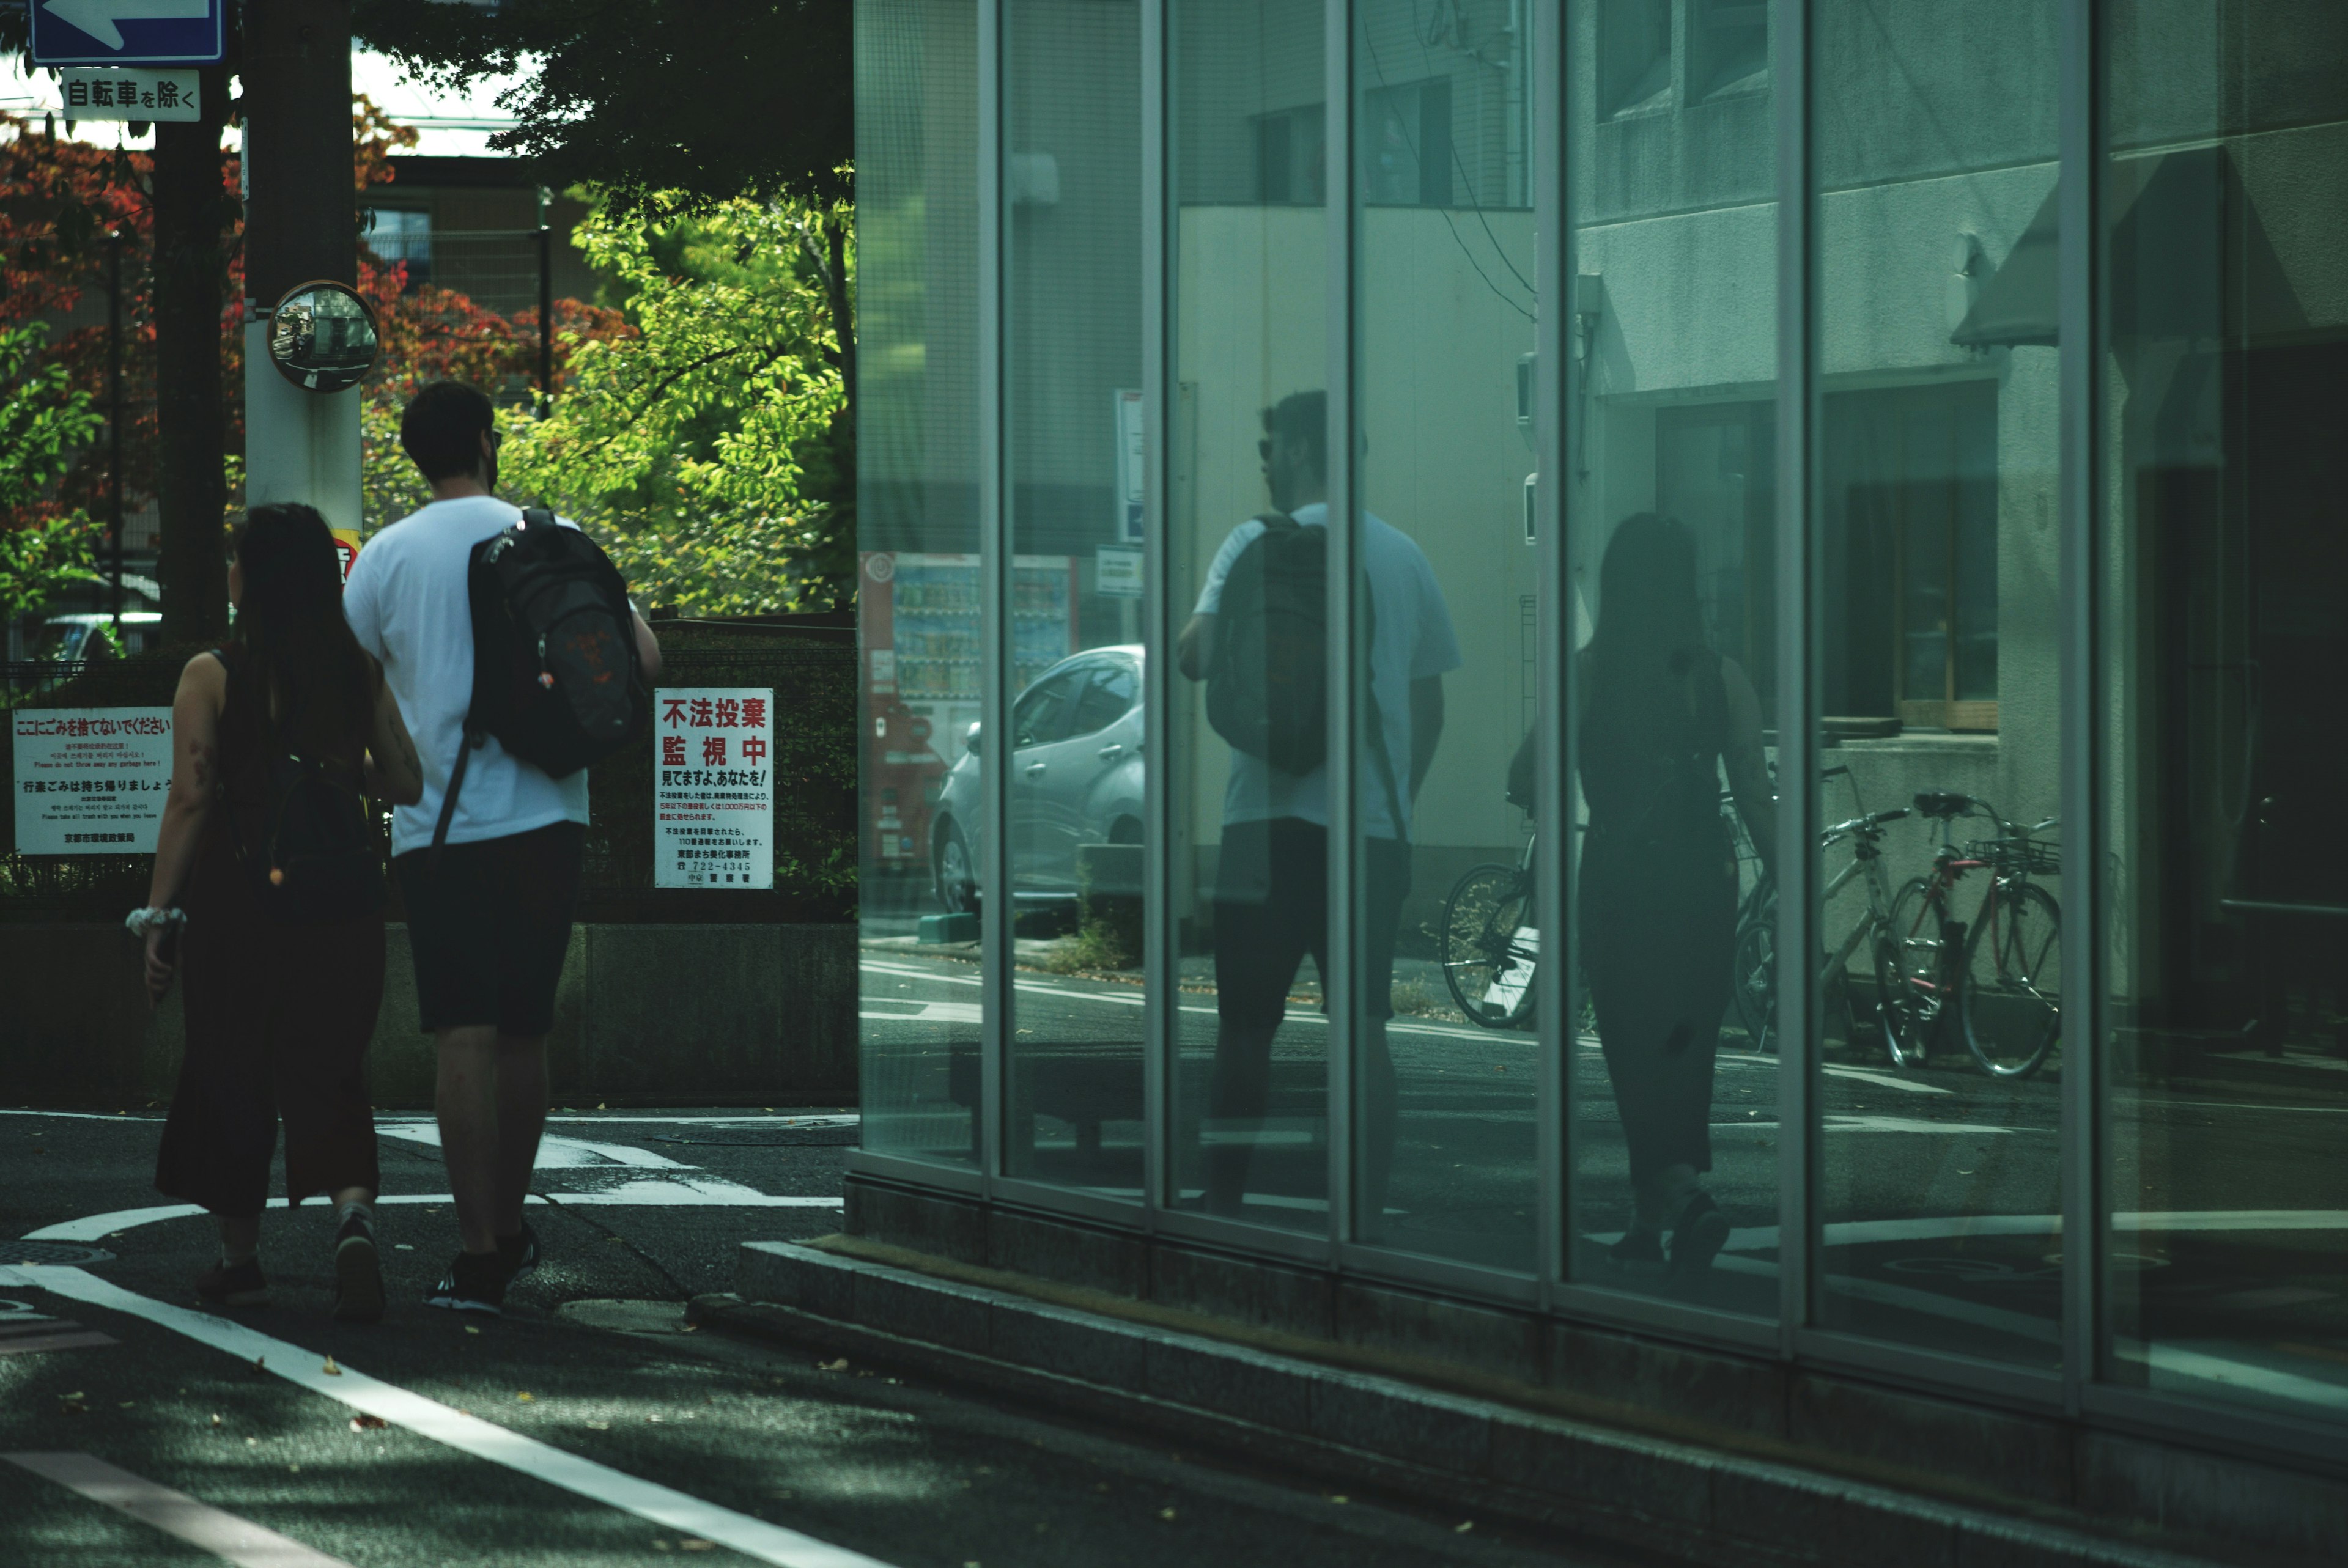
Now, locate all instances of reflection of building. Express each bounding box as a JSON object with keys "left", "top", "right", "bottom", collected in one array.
[
  {"left": 844, "top": 1, "right": 2348, "bottom": 1546},
  {"left": 363, "top": 155, "right": 599, "bottom": 320}
]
